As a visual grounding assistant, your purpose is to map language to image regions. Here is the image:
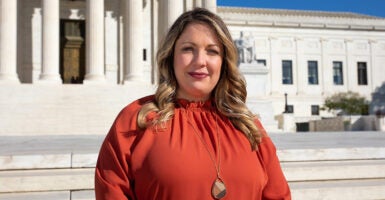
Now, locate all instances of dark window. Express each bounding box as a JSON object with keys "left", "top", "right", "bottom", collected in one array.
[
  {"left": 256, "top": 59, "right": 266, "bottom": 66},
  {"left": 333, "top": 61, "right": 344, "bottom": 85},
  {"left": 311, "top": 105, "right": 320, "bottom": 115},
  {"left": 282, "top": 60, "right": 293, "bottom": 84},
  {"left": 286, "top": 105, "right": 294, "bottom": 113},
  {"left": 357, "top": 62, "right": 368, "bottom": 85},
  {"left": 143, "top": 49, "right": 147, "bottom": 61},
  {"left": 308, "top": 61, "right": 318, "bottom": 85}
]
